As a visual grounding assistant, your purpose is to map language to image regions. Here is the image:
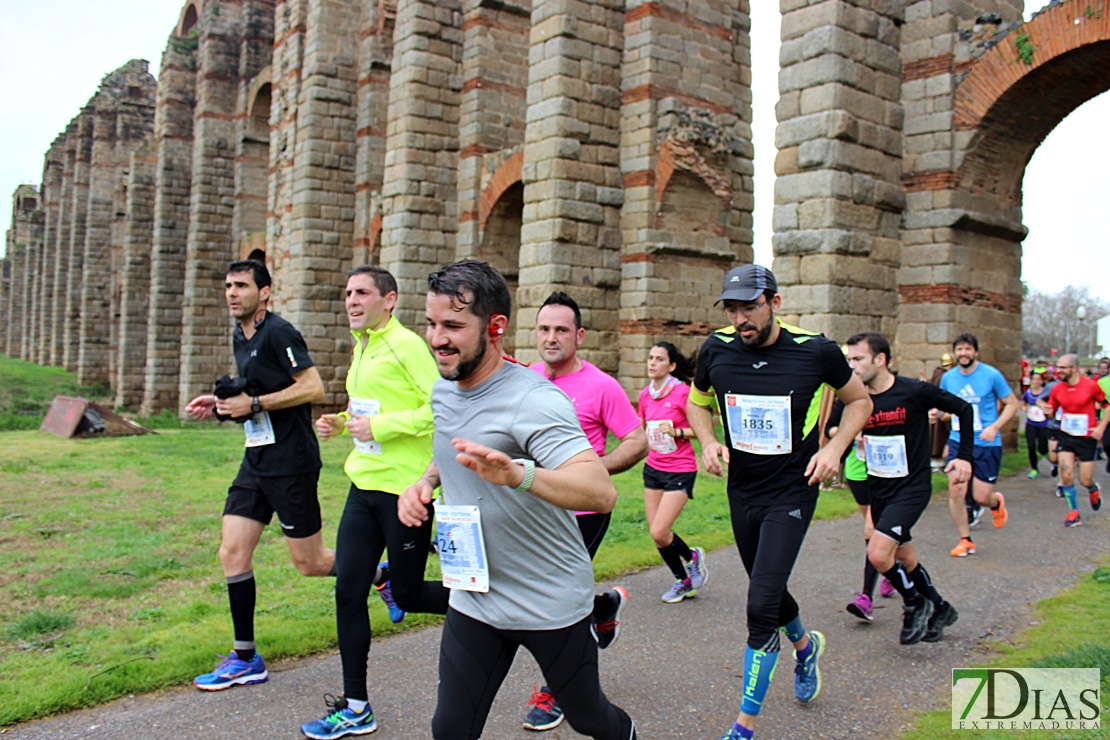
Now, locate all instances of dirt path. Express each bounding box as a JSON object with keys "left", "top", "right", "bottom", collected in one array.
[{"left": 10, "top": 469, "right": 1108, "bottom": 739}]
